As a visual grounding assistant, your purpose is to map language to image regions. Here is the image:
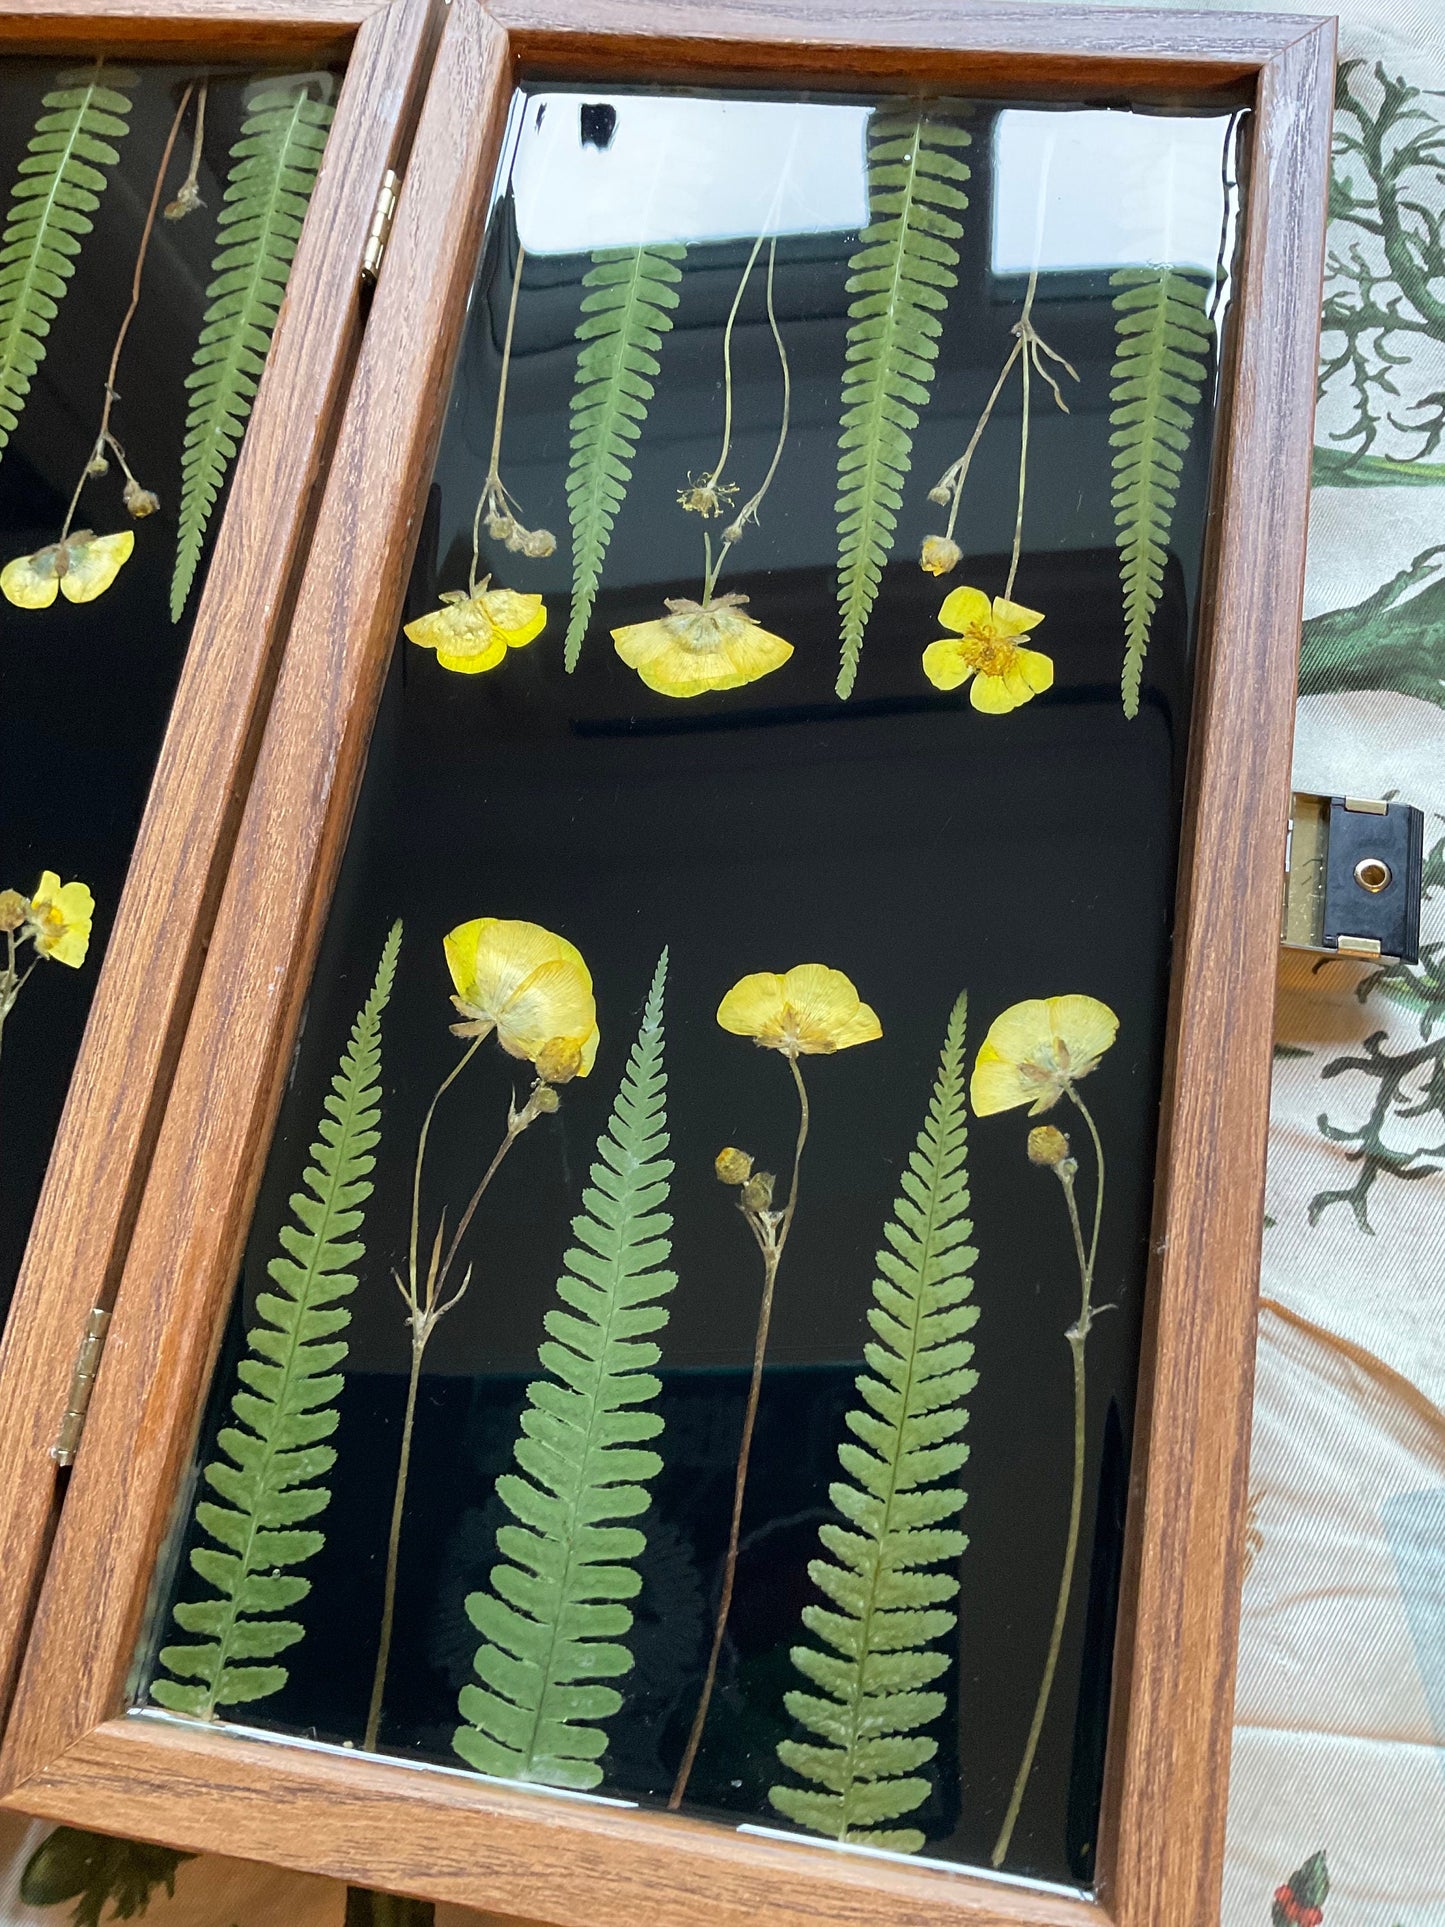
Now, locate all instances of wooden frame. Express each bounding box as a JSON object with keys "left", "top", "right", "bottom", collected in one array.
[
  {"left": 0, "top": 0, "right": 443, "bottom": 1717},
  {"left": 0, "top": 5, "right": 1335, "bottom": 1927}
]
